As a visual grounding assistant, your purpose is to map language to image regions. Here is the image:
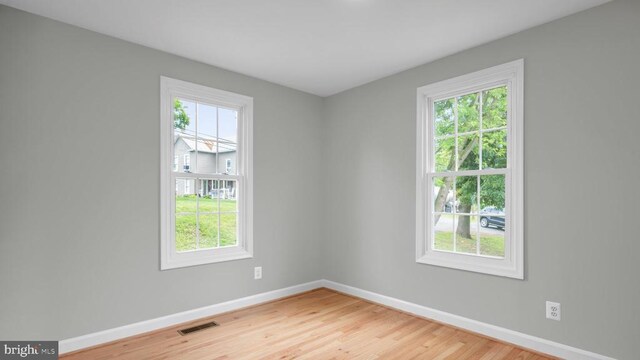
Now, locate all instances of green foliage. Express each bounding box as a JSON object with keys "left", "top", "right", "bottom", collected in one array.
[
  {"left": 173, "top": 99, "right": 190, "bottom": 130},
  {"left": 482, "top": 87, "right": 507, "bottom": 129},
  {"left": 434, "top": 137, "right": 455, "bottom": 172},
  {"left": 434, "top": 98, "right": 455, "bottom": 136},
  {"left": 482, "top": 130, "right": 507, "bottom": 169},
  {"left": 456, "top": 176, "right": 477, "bottom": 207},
  {"left": 457, "top": 92, "right": 479, "bottom": 133},
  {"left": 457, "top": 134, "right": 479, "bottom": 170},
  {"left": 433, "top": 86, "right": 508, "bottom": 211},
  {"left": 480, "top": 175, "right": 505, "bottom": 209}
]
